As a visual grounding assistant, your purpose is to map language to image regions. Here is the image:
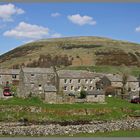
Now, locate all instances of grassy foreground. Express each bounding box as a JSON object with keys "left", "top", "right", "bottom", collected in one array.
[{"left": 0, "top": 96, "right": 139, "bottom": 122}]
